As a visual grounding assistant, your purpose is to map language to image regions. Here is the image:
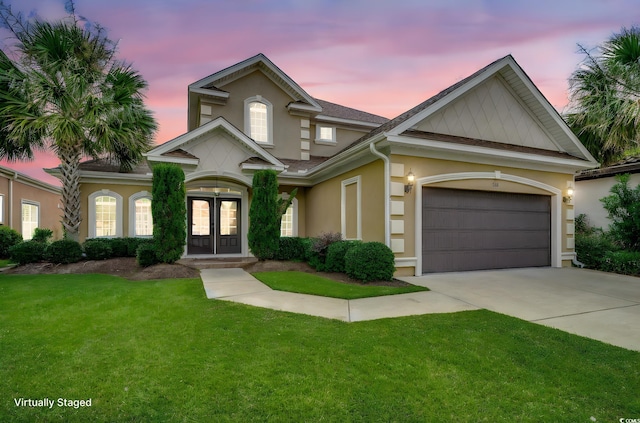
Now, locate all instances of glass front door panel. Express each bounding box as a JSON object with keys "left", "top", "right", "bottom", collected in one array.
[
  {"left": 191, "top": 200, "right": 210, "bottom": 236},
  {"left": 219, "top": 201, "right": 237, "bottom": 235}
]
